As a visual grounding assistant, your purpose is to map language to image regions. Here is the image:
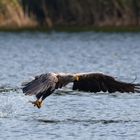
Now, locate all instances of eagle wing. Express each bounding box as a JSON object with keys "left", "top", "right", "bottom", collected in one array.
[
  {"left": 22, "top": 72, "right": 140, "bottom": 97},
  {"left": 73, "top": 73, "right": 140, "bottom": 93},
  {"left": 22, "top": 73, "right": 58, "bottom": 97}
]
